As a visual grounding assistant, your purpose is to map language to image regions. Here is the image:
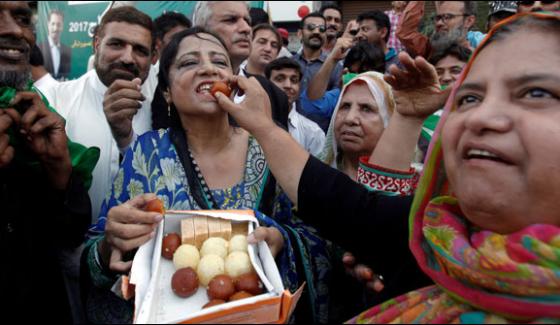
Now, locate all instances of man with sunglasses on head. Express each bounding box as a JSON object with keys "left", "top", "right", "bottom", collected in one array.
[
  {"left": 293, "top": 12, "right": 344, "bottom": 93},
  {"left": 517, "top": 0, "right": 559, "bottom": 12},
  {"left": 397, "top": 1, "right": 484, "bottom": 58}
]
